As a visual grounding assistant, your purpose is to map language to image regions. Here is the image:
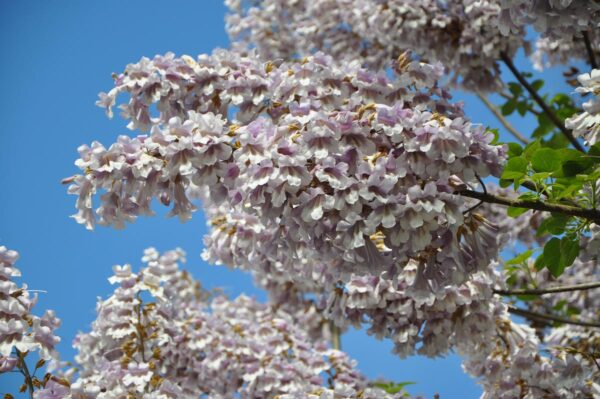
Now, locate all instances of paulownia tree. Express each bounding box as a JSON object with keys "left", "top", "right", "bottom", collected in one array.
[{"left": 2, "top": 1, "right": 600, "bottom": 398}]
